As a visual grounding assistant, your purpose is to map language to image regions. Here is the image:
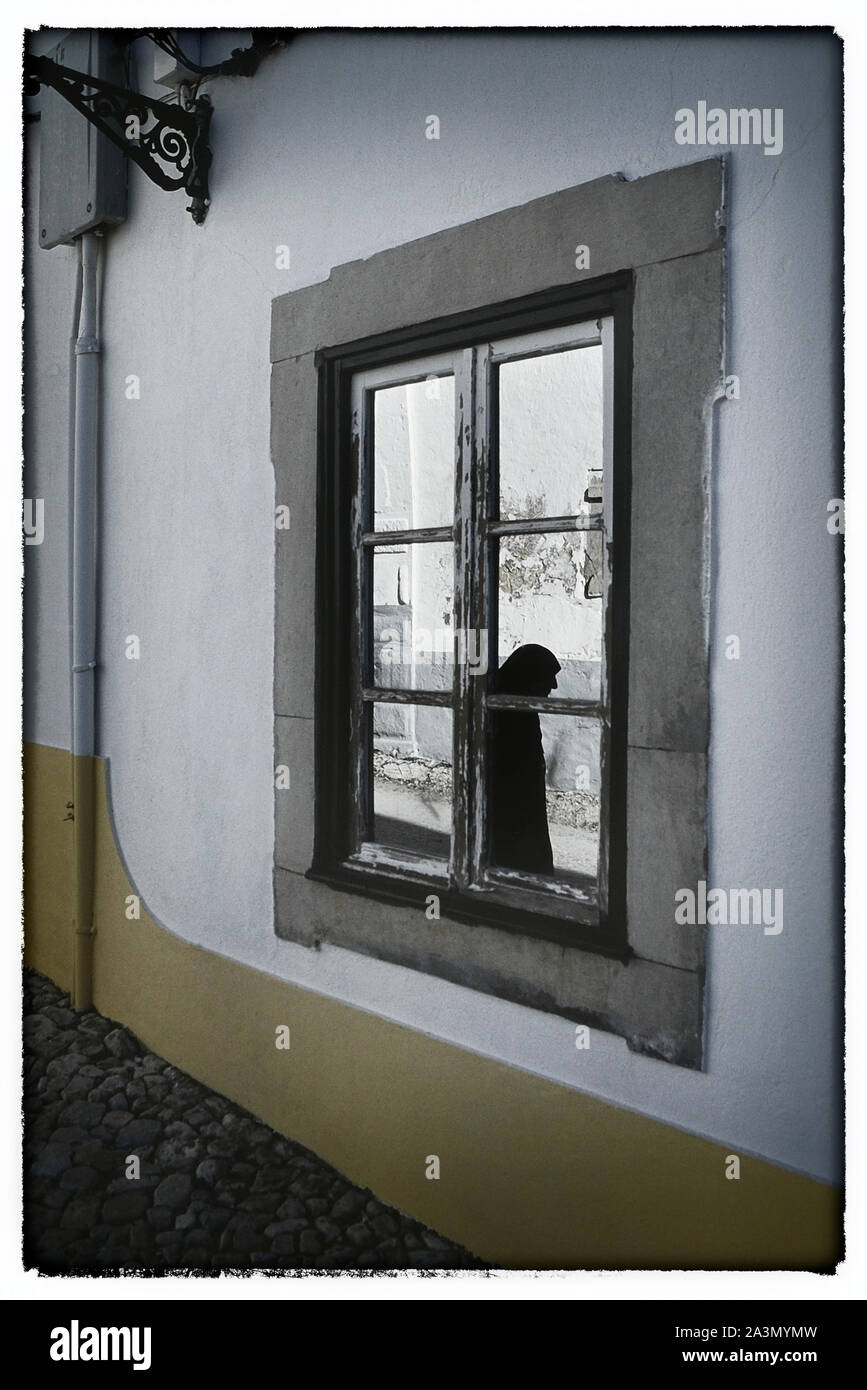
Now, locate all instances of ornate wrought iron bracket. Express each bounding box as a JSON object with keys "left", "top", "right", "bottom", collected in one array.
[{"left": 25, "top": 54, "right": 213, "bottom": 225}]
